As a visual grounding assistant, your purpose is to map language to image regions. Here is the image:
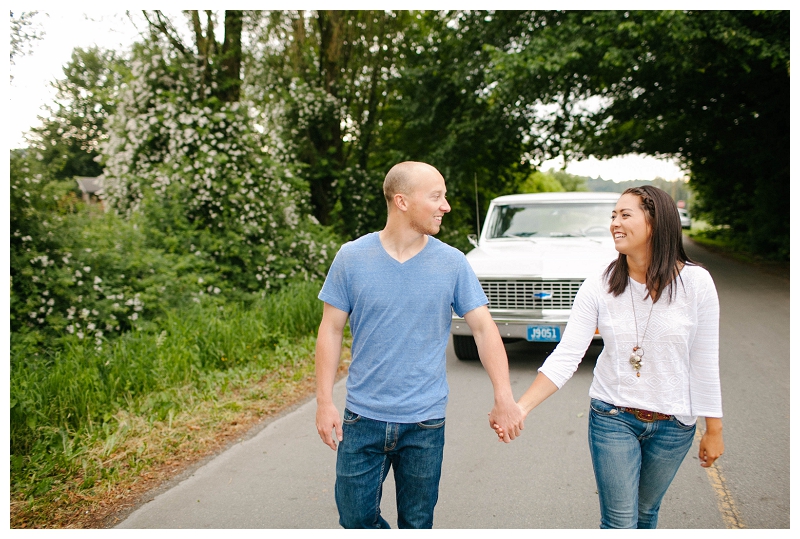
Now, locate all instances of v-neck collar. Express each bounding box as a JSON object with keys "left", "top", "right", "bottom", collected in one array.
[{"left": 377, "top": 232, "right": 430, "bottom": 265}]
